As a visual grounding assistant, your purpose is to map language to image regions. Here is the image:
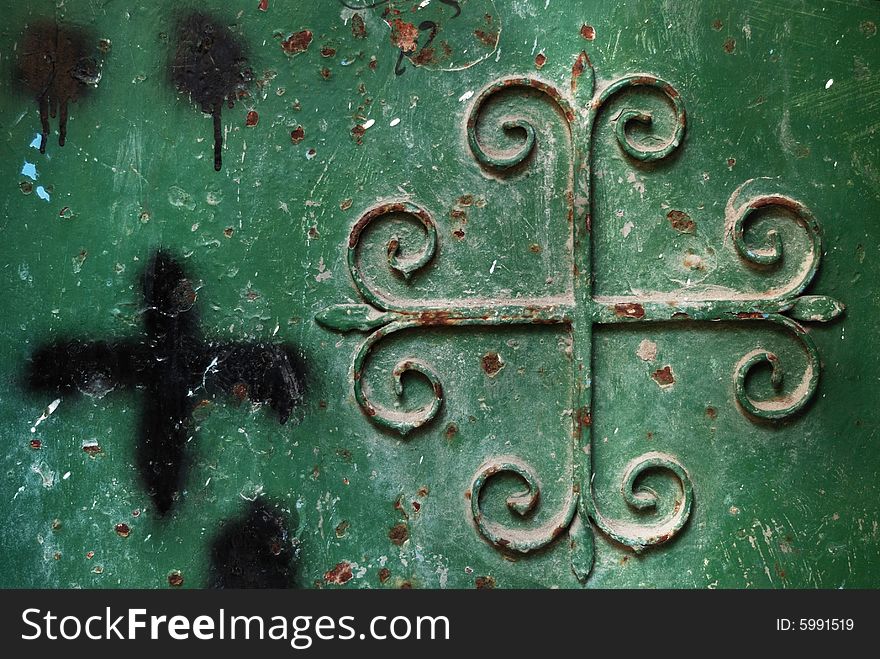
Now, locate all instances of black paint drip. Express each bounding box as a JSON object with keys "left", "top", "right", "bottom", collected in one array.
[
  {"left": 26, "top": 250, "right": 306, "bottom": 516},
  {"left": 209, "top": 502, "right": 298, "bottom": 588},
  {"left": 16, "top": 21, "right": 100, "bottom": 153},
  {"left": 171, "top": 13, "right": 251, "bottom": 171}
]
